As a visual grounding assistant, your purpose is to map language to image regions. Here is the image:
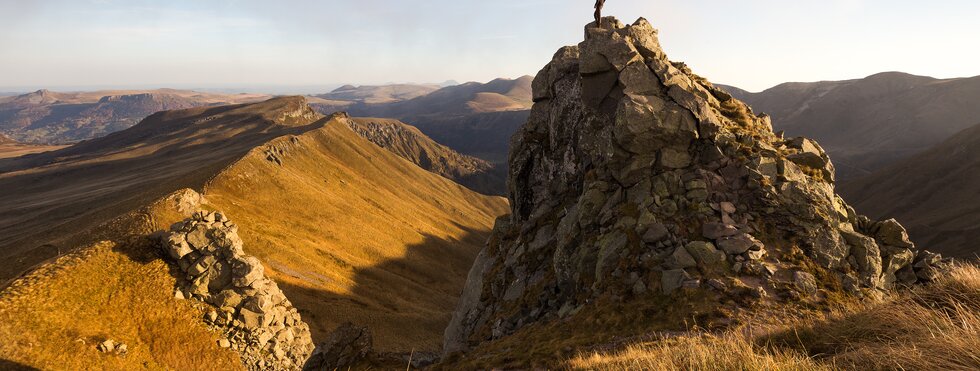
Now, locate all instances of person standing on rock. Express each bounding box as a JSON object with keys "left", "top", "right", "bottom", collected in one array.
[{"left": 594, "top": 0, "right": 605, "bottom": 27}]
